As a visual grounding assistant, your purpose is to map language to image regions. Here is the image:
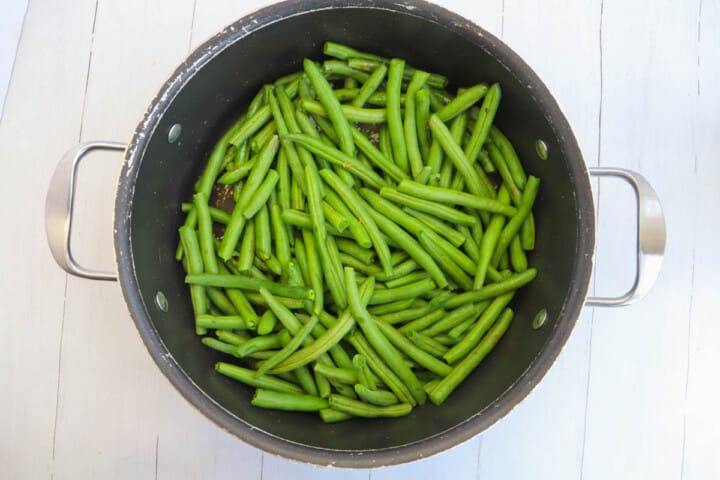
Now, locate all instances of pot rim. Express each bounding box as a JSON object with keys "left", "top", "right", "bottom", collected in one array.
[{"left": 114, "top": 0, "right": 595, "bottom": 468}]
